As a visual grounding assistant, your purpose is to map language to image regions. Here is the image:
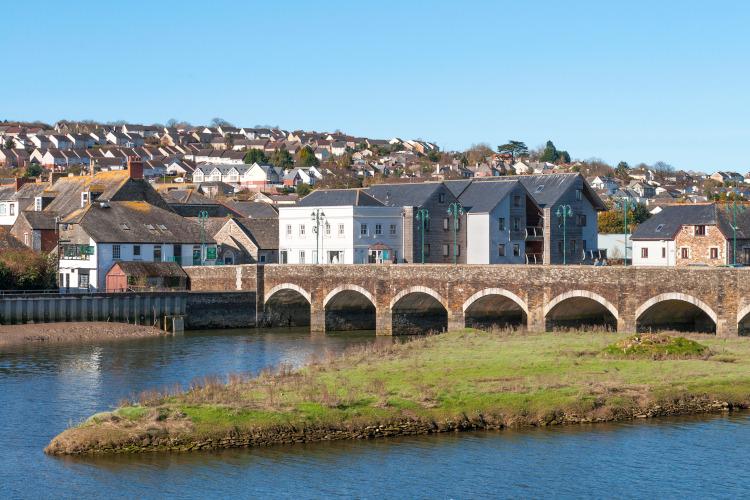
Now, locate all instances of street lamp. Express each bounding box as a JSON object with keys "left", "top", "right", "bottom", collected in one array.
[
  {"left": 613, "top": 196, "right": 630, "bottom": 266},
  {"left": 555, "top": 204, "right": 573, "bottom": 265},
  {"left": 198, "top": 210, "right": 208, "bottom": 265},
  {"left": 416, "top": 207, "right": 429, "bottom": 264},
  {"left": 725, "top": 187, "right": 746, "bottom": 266},
  {"left": 447, "top": 202, "right": 464, "bottom": 265},
  {"left": 311, "top": 209, "right": 326, "bottom": 264}
]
